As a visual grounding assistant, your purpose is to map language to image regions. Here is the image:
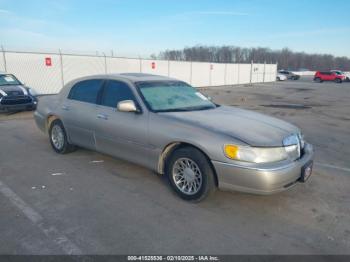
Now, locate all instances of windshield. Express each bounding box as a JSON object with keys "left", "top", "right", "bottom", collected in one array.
[
  {"left": 0, "top": 74, "right": 21, "bottom": 86},
  {"left": 137, "top": 81, "right": 216, "bottom": 112}
]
